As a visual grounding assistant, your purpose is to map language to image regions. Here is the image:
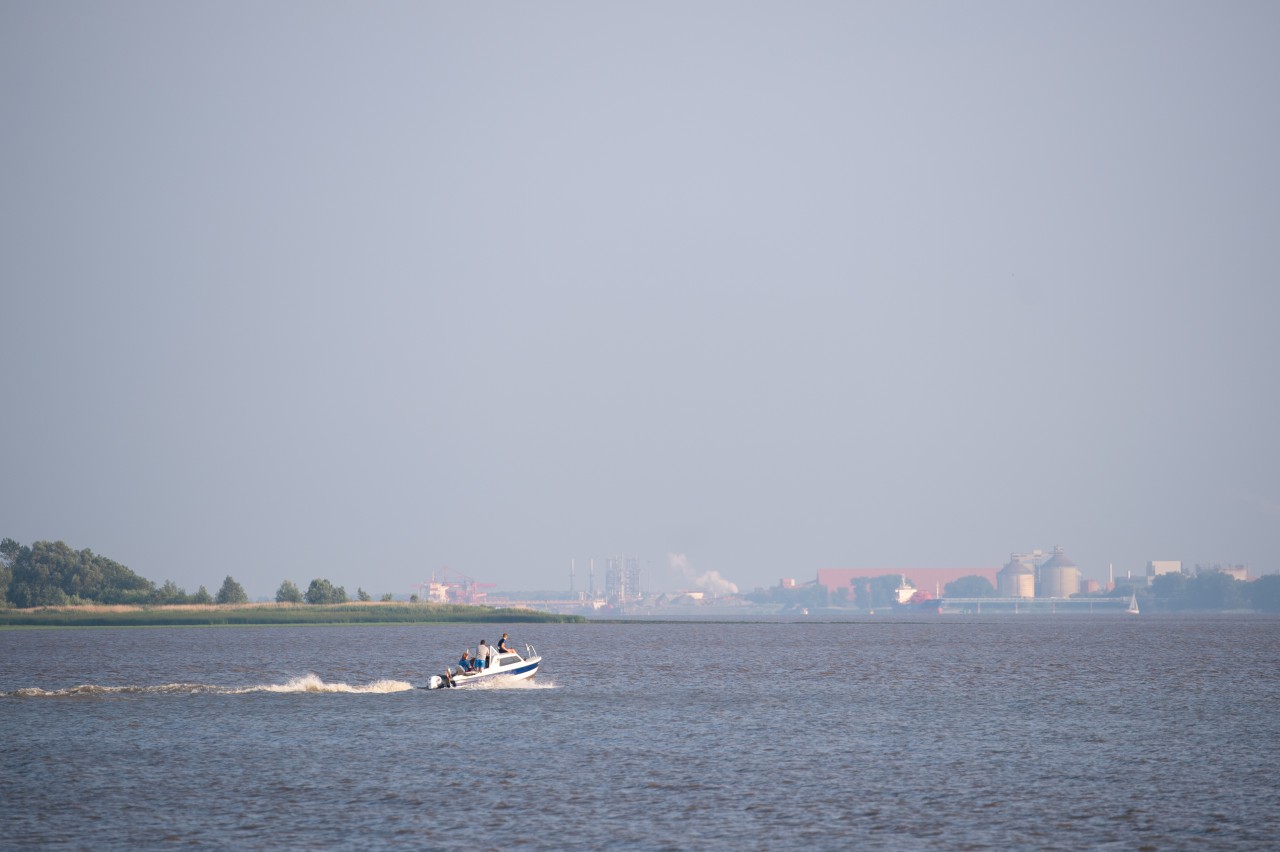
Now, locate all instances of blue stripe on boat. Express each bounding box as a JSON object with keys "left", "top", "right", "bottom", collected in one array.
[{"left": 456, "top": 661, "right": 538, "bottom": 684}]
